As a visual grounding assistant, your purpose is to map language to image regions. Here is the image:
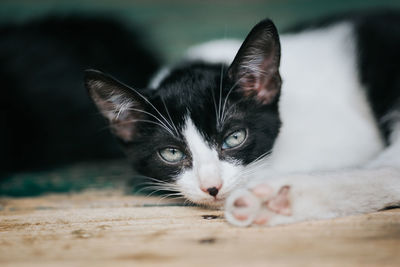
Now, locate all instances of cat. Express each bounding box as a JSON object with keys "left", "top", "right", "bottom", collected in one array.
[
  {"left": 0, "top": 15, "right": 159, "bottom": 177},
  {"left": 85, "top": 10, "right": 400, "bottom": 227}
]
